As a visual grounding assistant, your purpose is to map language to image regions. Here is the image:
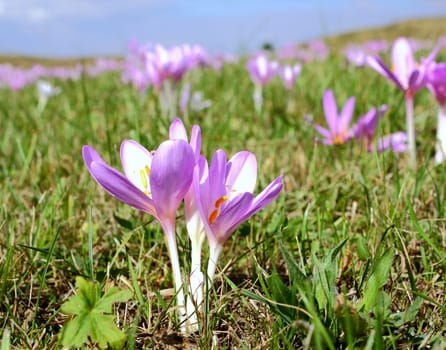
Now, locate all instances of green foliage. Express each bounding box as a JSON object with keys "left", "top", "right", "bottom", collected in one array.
[
  {"left": 361, "top": 249, "right": 393, "bottom": 312},
  {"left": 60, "top": 276, "right": 133, "bottom": 349}
]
